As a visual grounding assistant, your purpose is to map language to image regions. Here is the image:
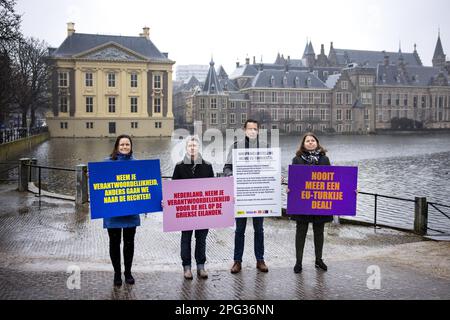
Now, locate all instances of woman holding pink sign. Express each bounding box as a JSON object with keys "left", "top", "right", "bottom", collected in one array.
[
  {"left": 289, "top": 132, "right": 332, "bottom": 274},
  {"left": 172, "top": 136, "right": 214, "bottom": 280}
]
